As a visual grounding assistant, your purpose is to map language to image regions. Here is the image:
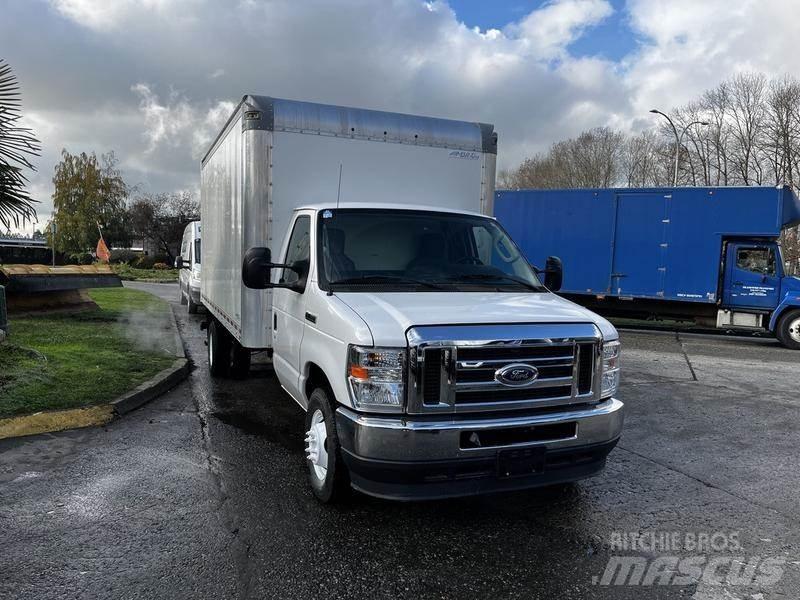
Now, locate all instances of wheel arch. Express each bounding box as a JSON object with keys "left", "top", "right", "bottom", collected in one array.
[
  {"left": 768, "top": 294, "right": 800, "bottom": 332},
  {"left": 304, "top": 362, "right": 335, "bottom": 408}
]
